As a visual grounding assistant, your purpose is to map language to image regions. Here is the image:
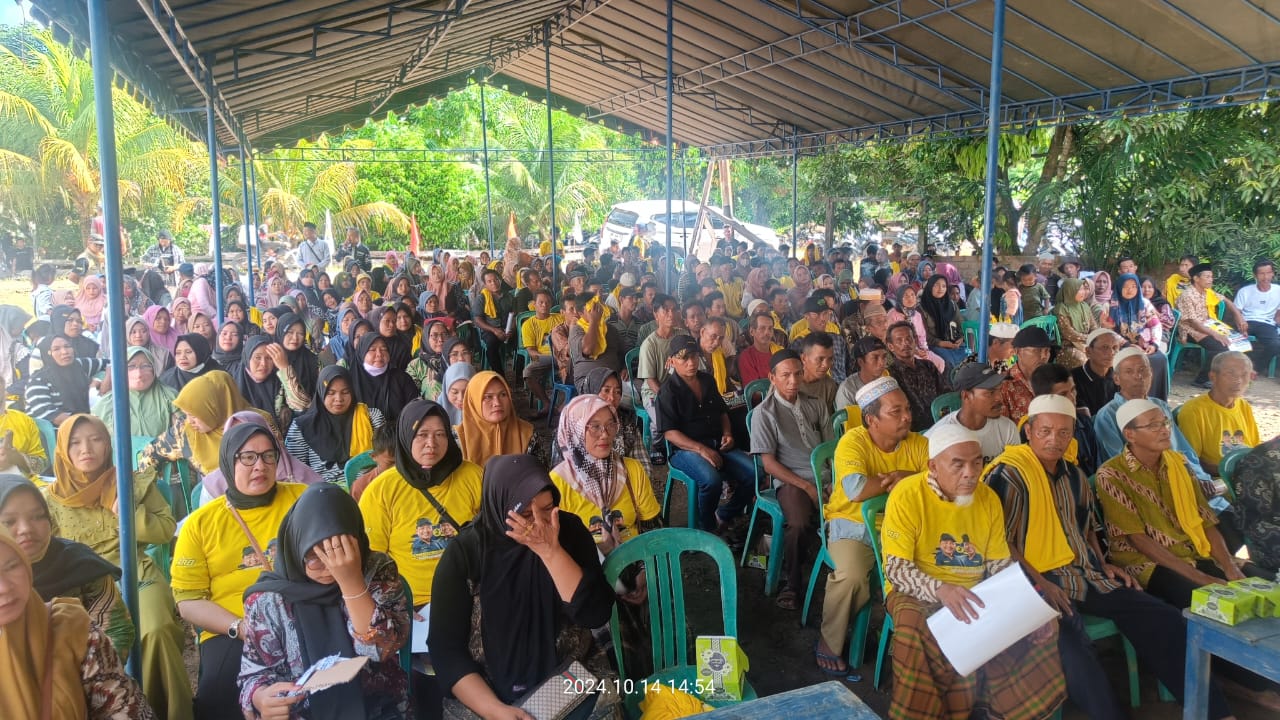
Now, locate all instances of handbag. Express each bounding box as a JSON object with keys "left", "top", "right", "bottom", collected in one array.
[{"left": 515, "top": 660, "right": 597, "bottom": 720}]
